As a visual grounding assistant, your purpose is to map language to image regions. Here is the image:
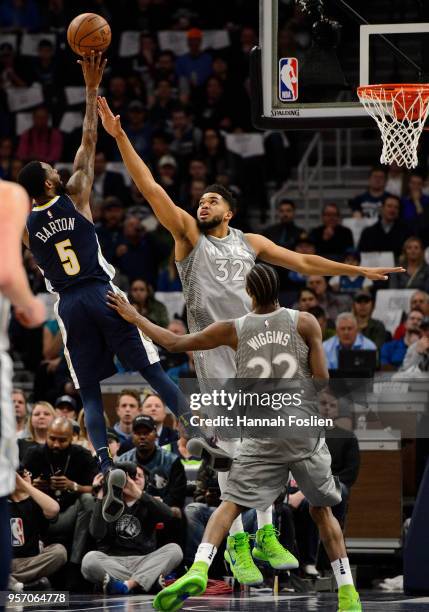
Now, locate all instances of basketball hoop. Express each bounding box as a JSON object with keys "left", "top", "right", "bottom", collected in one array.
[{"left": 357, "top": 84, "right": 429, "bottom": 169}]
